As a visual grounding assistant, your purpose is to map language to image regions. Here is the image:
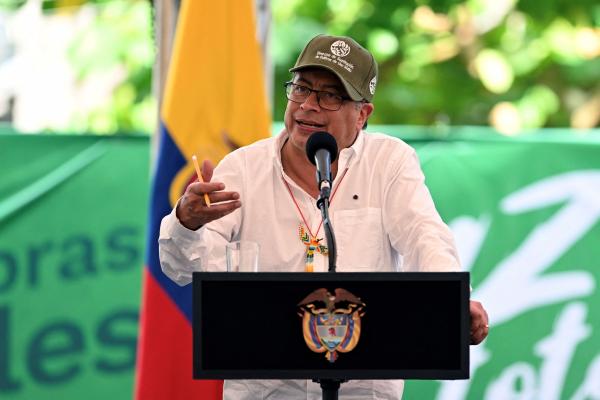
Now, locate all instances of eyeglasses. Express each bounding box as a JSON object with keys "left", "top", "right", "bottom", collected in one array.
[{"left": 284, "top": 81, "right": 351, "bottom": 111}]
